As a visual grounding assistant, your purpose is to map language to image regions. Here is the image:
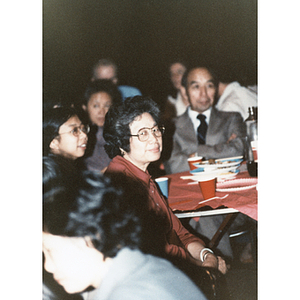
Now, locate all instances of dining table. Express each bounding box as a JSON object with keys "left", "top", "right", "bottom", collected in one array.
[{"left": 162, "top": 166, "right": 258, "bottom": 249}]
